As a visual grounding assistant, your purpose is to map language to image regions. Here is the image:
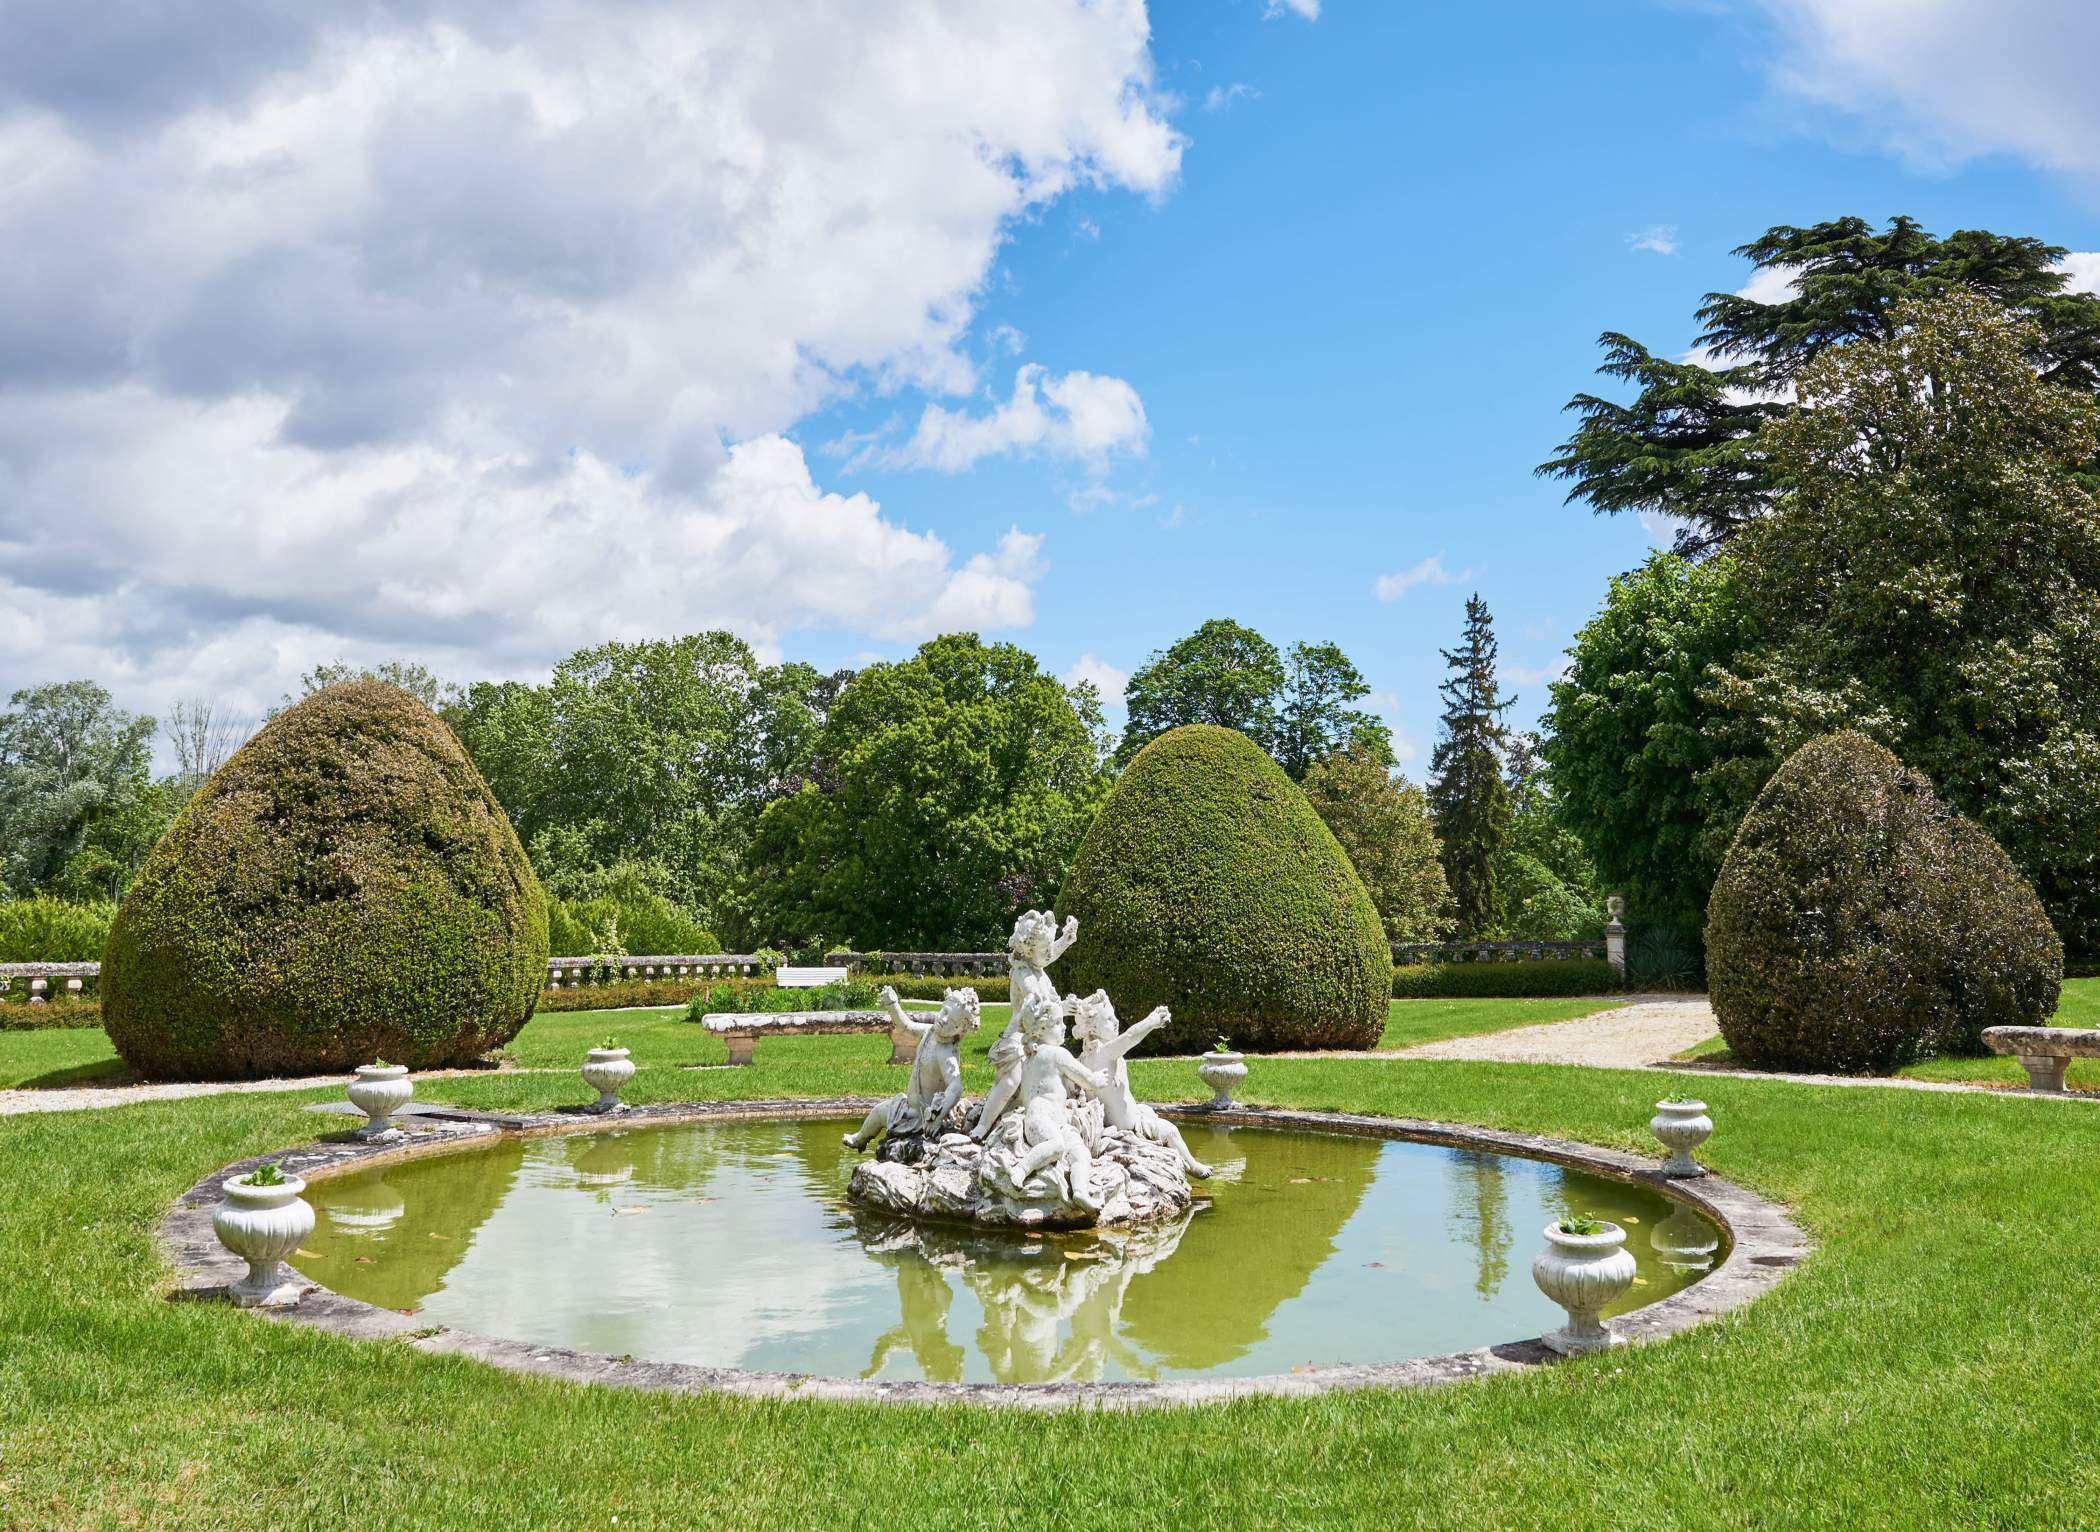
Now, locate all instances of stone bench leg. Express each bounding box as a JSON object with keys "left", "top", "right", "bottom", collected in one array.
[
  {"left": 2018, "top": 1054, "right": 2069, "bottom": 1093},
  {"left": 723, "top": 1034, "right": 758, "bottom": 1067},
  {"left": 888, "top": 1021, "right": 915, "bottom": 1066}
]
